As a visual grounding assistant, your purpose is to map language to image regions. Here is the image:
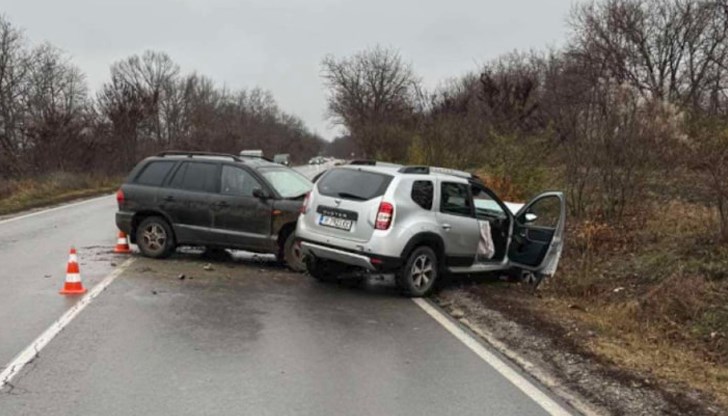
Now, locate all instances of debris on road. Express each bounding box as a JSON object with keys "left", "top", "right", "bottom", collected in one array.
[
  {"left": 178, "top": 274, "right": 186, "bottom": 280},
  {"left": 203, "top": 263, "right": 214, "bottom": 271}
]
